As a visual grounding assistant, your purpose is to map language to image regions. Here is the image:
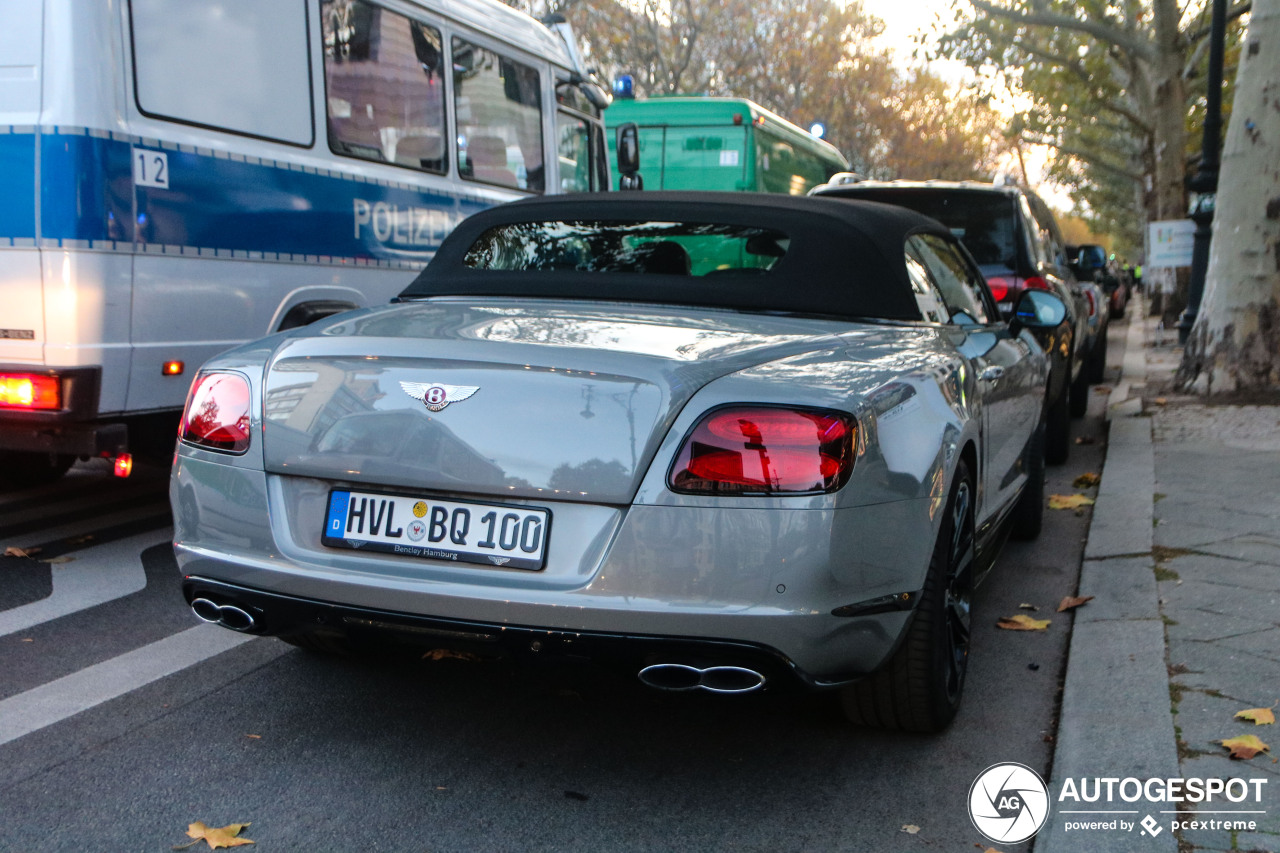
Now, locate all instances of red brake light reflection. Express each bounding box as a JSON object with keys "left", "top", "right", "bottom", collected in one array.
[
  {"left": 986, "top": 277, "right": 1011, "bottom": 302},
  {"left": 181, "top": 372, "right": 252, "bottom": 453},
  {"left": 1023, "top": 276, "right": 1052, "bottom": 292},
  {"left": 670, "top": 407, "right": 855, "bottom": 495},
  {"left": 0, "top": 374, "right": 60, "bottom": 410}
]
